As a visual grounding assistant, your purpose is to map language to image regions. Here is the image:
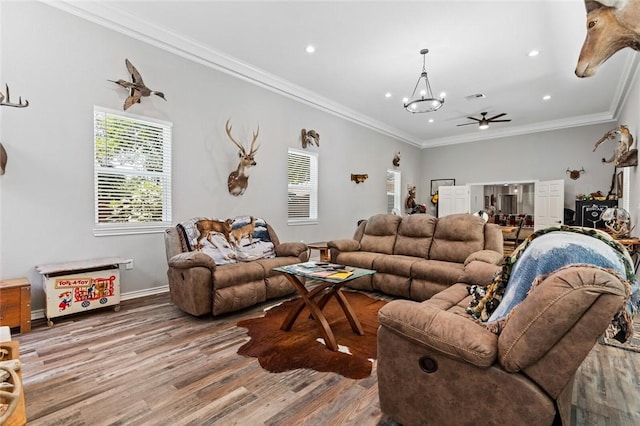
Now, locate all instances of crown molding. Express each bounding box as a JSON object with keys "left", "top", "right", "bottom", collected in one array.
[
  {"left": 43, "top": 1, "right": 637, "bottom": 150},
  {"left": 43, "top": 0, "right": 423, "bottom": 147}
]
